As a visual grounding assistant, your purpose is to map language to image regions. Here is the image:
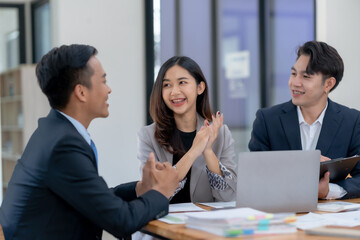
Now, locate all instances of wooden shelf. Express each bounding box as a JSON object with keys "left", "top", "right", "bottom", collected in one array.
[
  {"left": 1, "top": 126, "right": 23, "bottom": 131},
  {"left": 0, "top": 65, "right": 50, "bottom": 194},
  {"left": 2, "top": 152, "right": 21, "bottom": 161},
  {"left": 0, "top": 95, "right": 21, "bottom": 103}
]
